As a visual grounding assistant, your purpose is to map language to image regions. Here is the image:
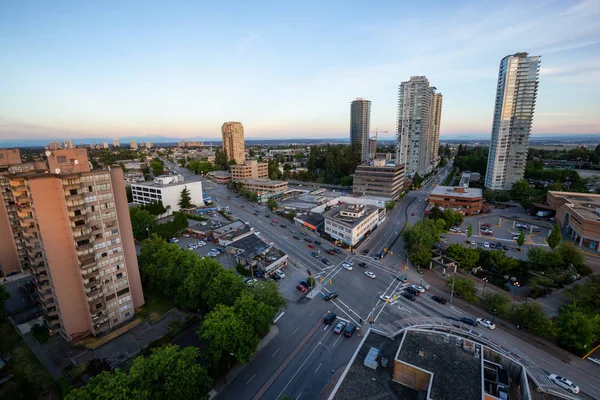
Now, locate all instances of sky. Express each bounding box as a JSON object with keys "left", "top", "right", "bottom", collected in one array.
[{"left": 0, "top": 0, "right": 599, "bottom": 141}]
